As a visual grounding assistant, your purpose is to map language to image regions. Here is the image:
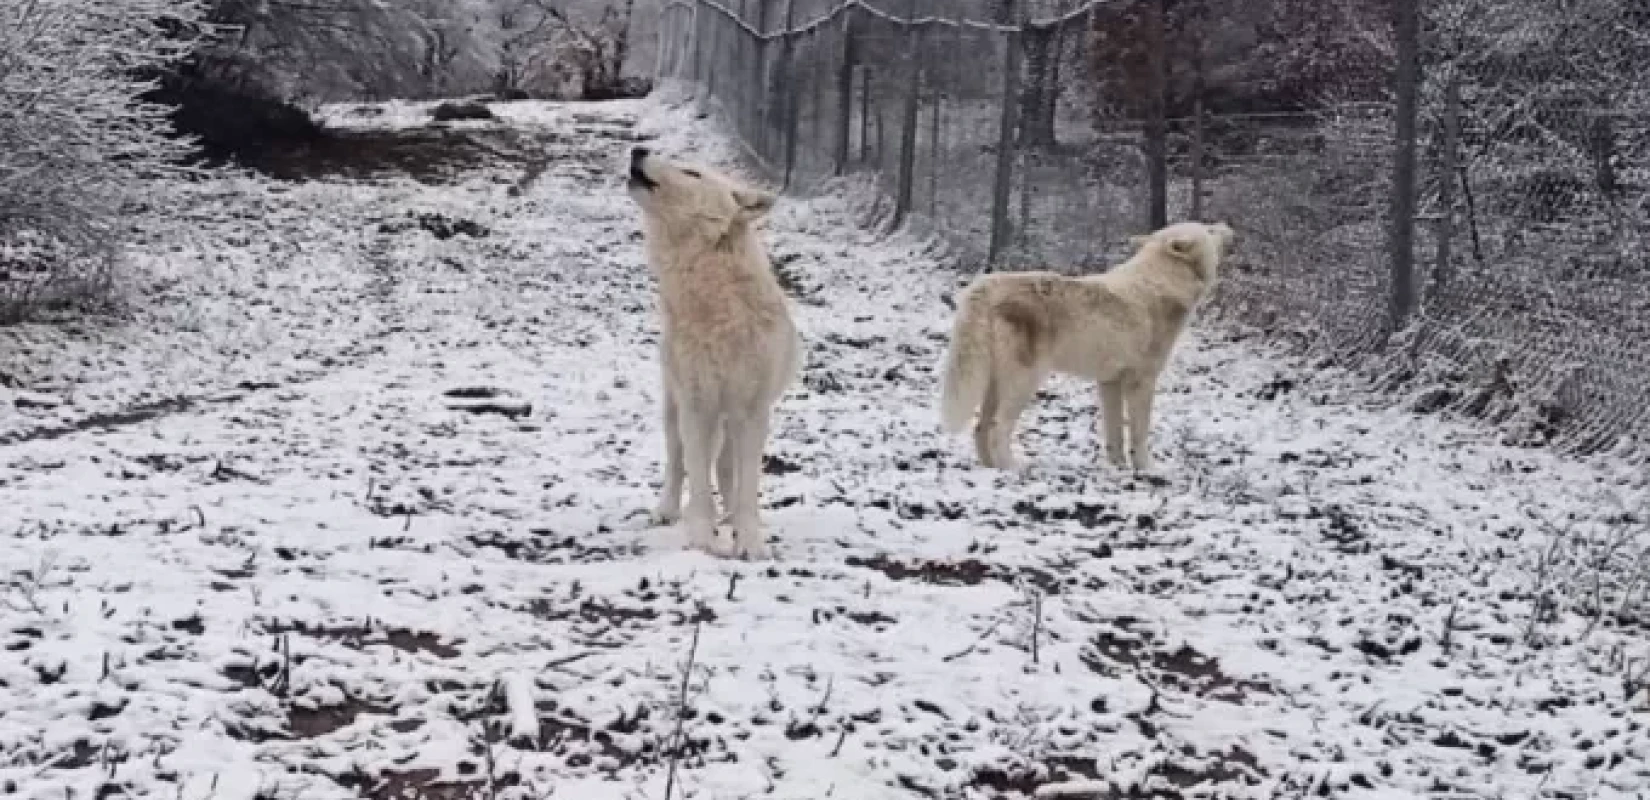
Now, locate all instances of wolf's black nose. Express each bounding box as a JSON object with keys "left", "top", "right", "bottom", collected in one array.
[{"left": 631, "top": 146, "right": 650, "bottom": 163}]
